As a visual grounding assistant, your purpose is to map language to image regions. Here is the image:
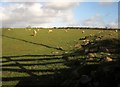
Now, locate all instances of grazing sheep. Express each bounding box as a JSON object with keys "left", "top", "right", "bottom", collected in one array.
[
  {"left": 82, "top": 30, "right": 85, "bottom": 33},
  {"left": 32, "top": 30, "right": 37, "bottom": 36},
  {"left": 37, "top": 29, "right": 40, "bottom": 31},
  {"left": 8, "top": 29, "right": 11, "bottom": 31},
  {"left": 65, "top": 30, "right": 68, "bottom": 32},
  {"left": 48, "top": 30, "right": 53, "bottom": 33},
  {"left": 115, "top": 30, "right": 118, "bottom": 32}
]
